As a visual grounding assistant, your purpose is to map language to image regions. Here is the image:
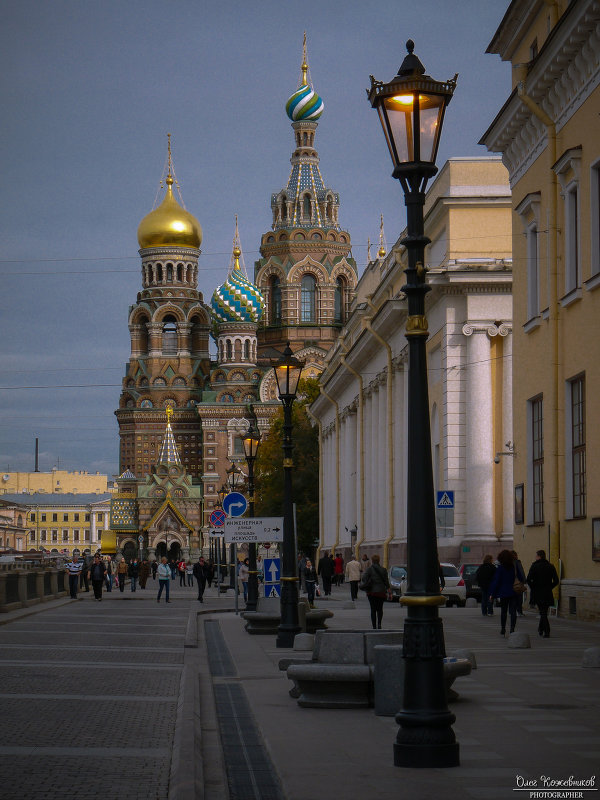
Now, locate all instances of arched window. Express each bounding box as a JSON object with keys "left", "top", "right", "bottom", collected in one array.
[
  {"left": 244, "top": 340, "right": 250, "bottom": 359},
  {"left": 281, "top": 199, "right": 287, "bottom": 221},
  {"left": 270, "top": 276, "right": 282, "bottom": 324},
  {"left": 301, "top": 274, "right": 316, "bottom": 322},
  {"left": 334, "top": 277, "right": 345, "bottom": 323},
  {"left": 303, "top": 195, "right": 311, "bottom": 219},
  {"left": 162, "top": 316, "right": 177, "bottom": 355},
  {"left": 226, "top": 339, "right": 232, "bottom": 360},
  {"left": 166, "top": 263, "right": 173, "bottom": 281}
]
